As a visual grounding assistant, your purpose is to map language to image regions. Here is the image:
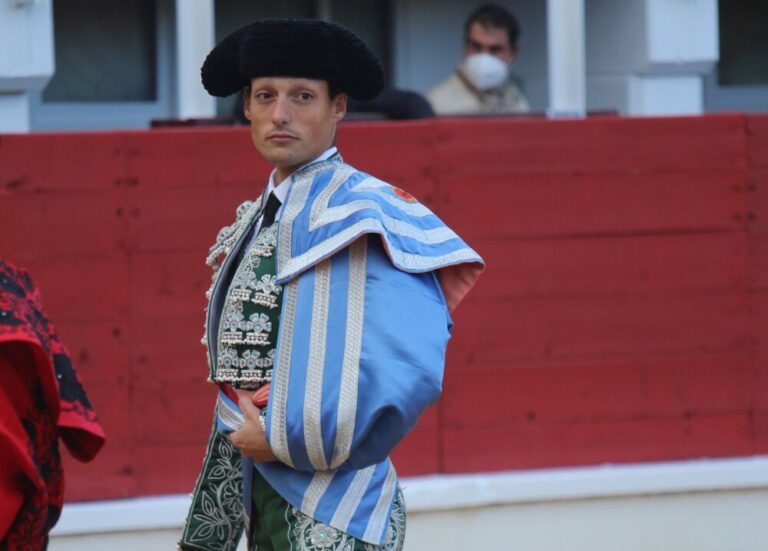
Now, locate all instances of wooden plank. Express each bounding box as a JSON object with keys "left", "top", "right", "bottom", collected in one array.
[
  {"left": 473, "top": 232, "right": 748, "bottom": 300},
  {"left": 443, "top": 355, "right": 756, "bottom": 428},
  {"left": 753, "top": 410, "right": 768, "bottom": 449},
  {"left": 133, "top": 445, "right": 209, "bottom": 496},
  {"left": 0, "top": 117, "right": 760, "bottom": 501},
  {"left": 0, "top": 196, "right": 21, "bottom": 254},
  {"left": 0, "top": 133, "right": 125, "bottom": 192},
  {"left": 391, "top": 429, "right": 440, "bottom": 476},
  {"left": 55, "top": 322, "right": 132, "bottom": 447},
  {"left": 338, "top": 121, "right": 438, "bottom": 194},
  {"left": 418, "top": 402, "right": 440, "bottom": 431},
  {"left": 747, "top": 170, "right": 768, "bottom": 291},
  {"left": 745, "top": 169, "right": 768, "bottom": 236},
  {"left": 125, "top": 128, "right": 268, "bottom": 188},
  {"left": 751, "top": 347, "right": 768, "bottom": 410},
  {"left": 0, "top": 115, "right": 750, "bottom": 195},
  {"left": 74, "top": 380, "right": 132, "bottom": 451},
  {"left": 0, "top": 196, "right": 12, "bottom": 250},
  {"left": 748, "top": 292, "right": 768, "bottom": 386},
  {"left": 61, "top": 449, "right": 134, "bottom": 501},
  {"left": 130, "top": 315, "right": 208, "bottom": 383},
  {"left": 748, "top": 235, "right": 768, "bottom": 290},
  {"left": 442, "top": 411, "right": 761, "bottom": 473},
  {"left": 0, "top": 190, "right": 128, "bottom": 258},
  {"left": 747, "top": 115, "right": 768, "bottom": 168},
  {"left": 129, "top": 252, "right": 209, "bottom": 319},
  {"left": 125, "top": 184, "right": 258, "bottom": 254},
  {"left": 433, "top": 170, "right": 746, "bottom": 239},
  {"left": 55, "top": 321, "right": 130, "bottom": 383},
  {"left": 131, "top": 380, "right": 216, "bottom": 447},
  {"left": 448, "top": 291, "right": 751, "bottom": 366},
  {"left": 391, "top": 403, "right": 442, "bottom": 475},
  {"left": 16, "top": 255, "right": 130, "bottom": 323},
  {"left": 430, "top": 115, "right": 747, "bottom": 175}
]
